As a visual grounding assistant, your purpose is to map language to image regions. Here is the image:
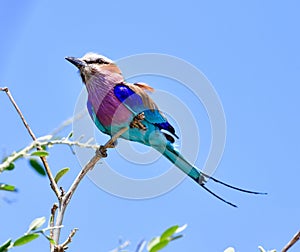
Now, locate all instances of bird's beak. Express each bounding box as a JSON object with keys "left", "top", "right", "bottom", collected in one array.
[{"left": 65, "top": 56, "right": 87, "bottom": 68}]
